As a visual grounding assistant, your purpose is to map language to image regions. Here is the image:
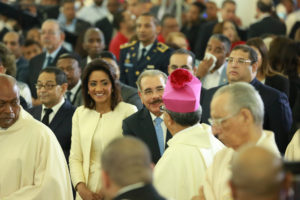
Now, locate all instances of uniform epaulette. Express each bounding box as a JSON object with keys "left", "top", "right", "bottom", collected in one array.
[
  {"left": 120, "top": 40, "right": 137, "bottom": 49},
  {"left": 156, "top": 42, "right": 169, "bottom": 53}
]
